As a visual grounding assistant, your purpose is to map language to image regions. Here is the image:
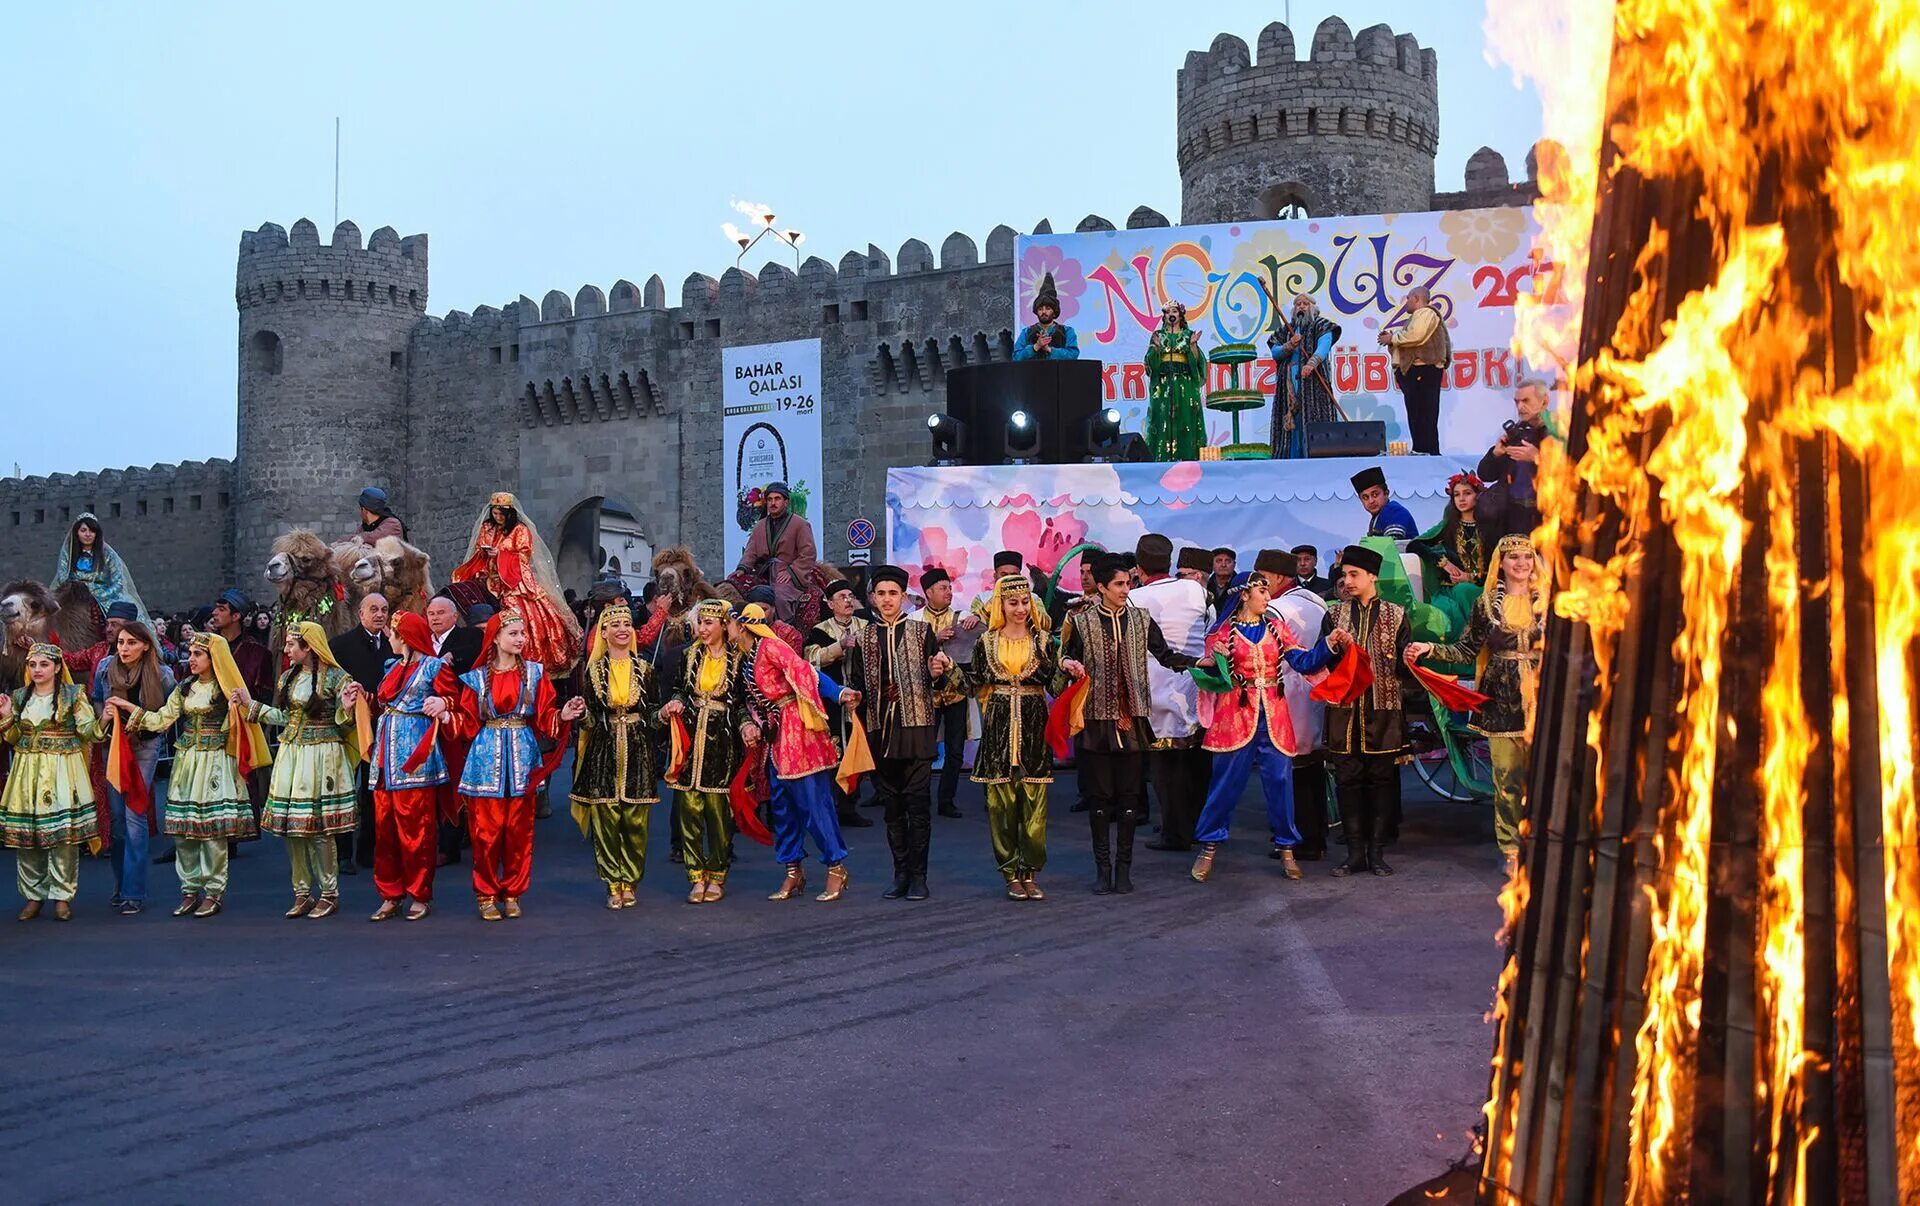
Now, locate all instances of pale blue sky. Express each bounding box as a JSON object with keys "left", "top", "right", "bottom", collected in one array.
[{"left": 0, "top": 1, "right": 1540, "bottom": 477}]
